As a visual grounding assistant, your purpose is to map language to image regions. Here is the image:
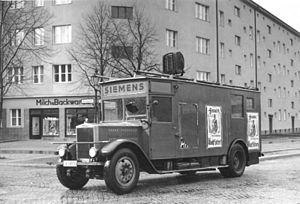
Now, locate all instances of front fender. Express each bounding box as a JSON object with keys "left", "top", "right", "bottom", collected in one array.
[
  {"left": 100, "top": 139, "right": 141, "bottom": 157},
  {"left": 100, "top": 139, "right": 158, "bottom": 174}
]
